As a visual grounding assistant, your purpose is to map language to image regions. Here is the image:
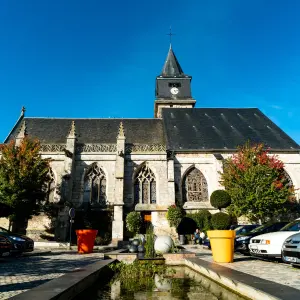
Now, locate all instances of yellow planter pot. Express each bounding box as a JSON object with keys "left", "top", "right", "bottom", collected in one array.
[{"left": 207, "top": 230, "right": 236, "bottom": 263}]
